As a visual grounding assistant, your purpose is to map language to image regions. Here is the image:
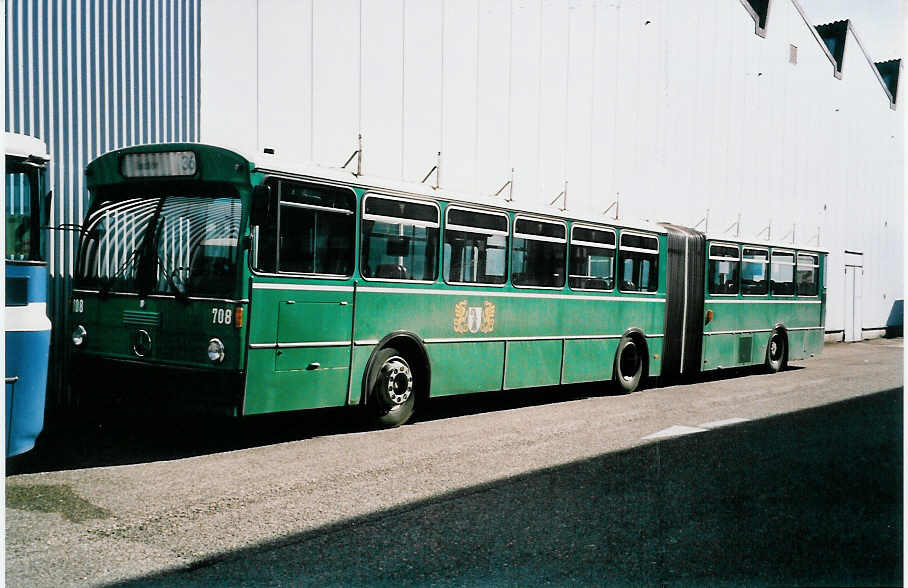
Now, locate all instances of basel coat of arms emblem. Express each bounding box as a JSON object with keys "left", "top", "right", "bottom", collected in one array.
[{"left": 453, "top": 300, "right": 495, "bottom": 334}]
